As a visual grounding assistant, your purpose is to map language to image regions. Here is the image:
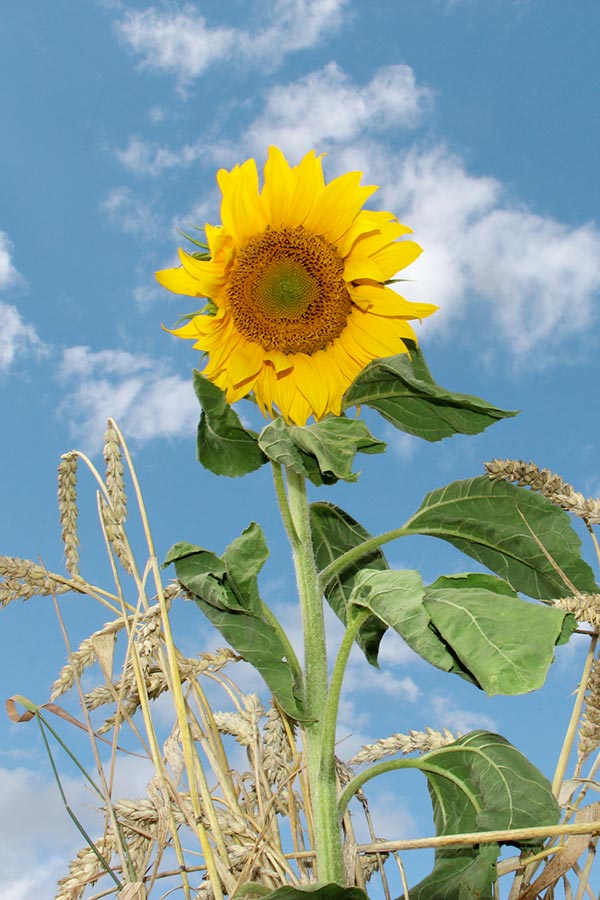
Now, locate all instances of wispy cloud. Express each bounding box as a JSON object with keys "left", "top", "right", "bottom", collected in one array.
[
  {"left": 58, "top": 345, "right": 198, "bottom": 450},
  {"left": 378, "top": 146, "right": 600, "bottom": 361},
  {"left": 0, "top": 232, "right": 46, "bottom": 373},
  {"left": 115, "top": 0, "right": 349, "bottom": 88},
  {"left": 99, "top": 186, "right": 162, "bottom": 238},
  {"left": 114, "top": 135, "right": 205, "bottom": 177},
  {"left": 0, "top": 303, "right": 45, "bottom": 374},
  {"left": 429, "top": 693, "right": 497, "bottom": 733},
  {"left": 244, "top": 62, "right": 432, "bottom": 161},
  {"left": 115, "top": 61, "right": 432, "bottom": 177},
  {"left": 0, "top": 231, "right": 25, "bottom": 292}
]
